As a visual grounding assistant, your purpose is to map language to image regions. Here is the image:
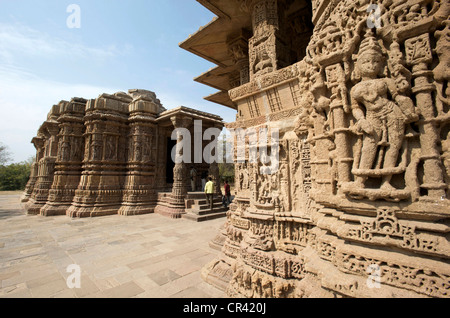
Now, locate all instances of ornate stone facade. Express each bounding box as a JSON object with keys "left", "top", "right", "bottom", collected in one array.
[
  {"left": 183, "top": 0, "right": 450, "bottom": 298},
  {"left": 22, "top": 89, "right": 225, "bottom": 219}
]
